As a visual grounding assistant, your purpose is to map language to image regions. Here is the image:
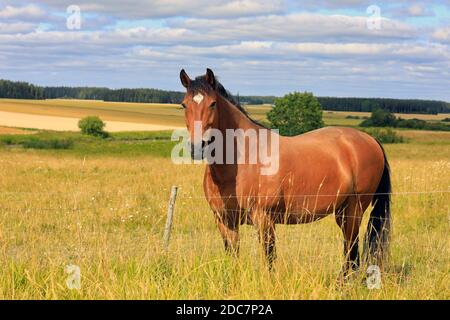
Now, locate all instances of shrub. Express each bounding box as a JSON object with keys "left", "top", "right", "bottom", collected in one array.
[
  {"left": 22, "top": 138, "right": 73, "bottom": 149},
  {"left": 0, "top": 136, "right": 14, "bottom": 145},
  {"left": 267, "top": 92, "right": 324, "bottom": 136},
  {"left": 360, "top": 108, "right": 397, "bottom": 127},
  {"left": 421, "top": 122, "right": 450, "bottom": 131},
  {"left": 396, "top": 118, "right": 426, "bottom": 129},
  {"left": 360, "top": 109, "right": 450, "bottom": 132},
  {"left": 442, "top": 117, "right": 450, "bottom": 122},
  {"left": 78, "top": 116, "right": 108, "bottom": 137},
  {"left": 362, "top": 128, "right": 404, "bottom": 144}
]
